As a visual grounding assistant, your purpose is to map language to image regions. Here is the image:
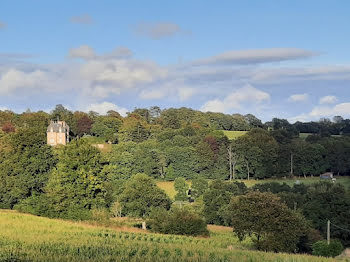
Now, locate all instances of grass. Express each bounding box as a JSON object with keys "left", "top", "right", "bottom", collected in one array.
[
  {"left": 0, "top": 210, "right": 335, "bottom": 262},
  {"left": 157, "top": 177, "right": 350, "bottom": 198},
  {"left": 157, "top": 181, "right": 191, "bottom": 200},
  {"left": 81, "top": 136, "right": 112, "bottom": 153},
  {"left": 222, "top": 130, "right": 247, "bottom": 140}
]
